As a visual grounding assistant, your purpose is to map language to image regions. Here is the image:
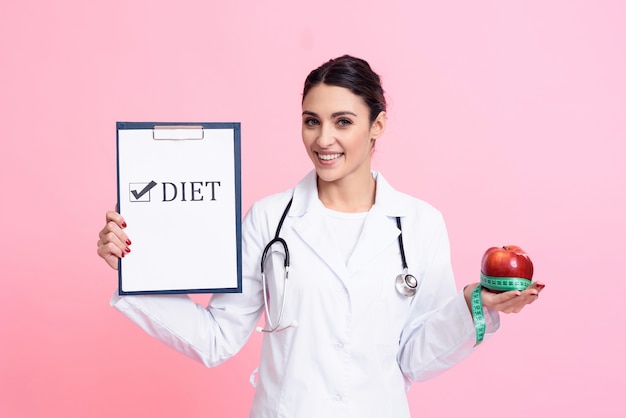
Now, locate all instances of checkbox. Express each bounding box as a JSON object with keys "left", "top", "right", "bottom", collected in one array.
[{"left": 129, "top": 181, "right": 157, "bottom": 202}]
